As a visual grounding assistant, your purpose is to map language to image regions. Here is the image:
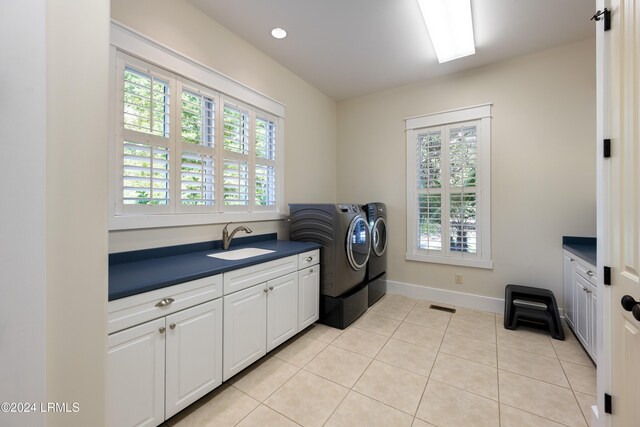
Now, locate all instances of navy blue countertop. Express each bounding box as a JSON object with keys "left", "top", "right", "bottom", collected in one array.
[
  {"left": 563, "top": 236, "right": 597, "bottom": 266},
  {"left": 109, "top": 234, "right": 320, "bottom": 301}
]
